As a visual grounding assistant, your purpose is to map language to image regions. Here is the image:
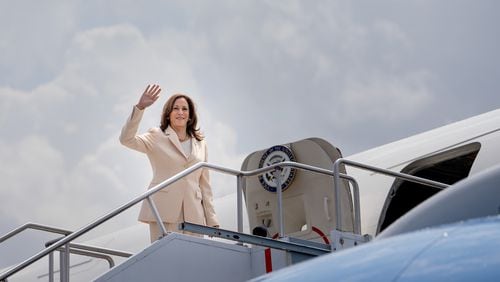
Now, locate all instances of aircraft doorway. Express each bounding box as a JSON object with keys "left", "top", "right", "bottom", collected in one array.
[{"left": 377, "top": 142, "right": 481, "bottom": 234}]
